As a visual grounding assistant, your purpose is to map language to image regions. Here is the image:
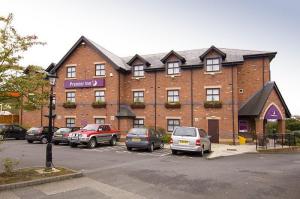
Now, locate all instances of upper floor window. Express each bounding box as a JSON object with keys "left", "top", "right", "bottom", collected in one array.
[
  {"left": 167, "top": 90, "right": 179, "bottom": 103},
  {"left": 167, "top": 119, "right": 180, "bottom": 132},
  {"left": 66, "top": 92, "right": 76, "bottom": 102},
  {"left": 67, "top": 66, "right": 76, "bottom": 78},
  {"left": 167, "top": 62, "right": 180, "bottom": 75},
  {"left": 206, "top": 58, "right": 220, "bottom": 72},
  {"left": 206, "top": 88, "right": 220, "bottom": 101},
  {"left": 66, "top": 118, "right": 75, "bottom": 127},
  {"left": 133, "top": 65, "right": 144, "bottom": 77},
  {"left": 95, "top": 91, "right": 105, "bottom": 102},
  {"left": 95, "top": 64, "right": 105, "bottom": 76},
  {"left": 133, "top": 91, "right": 144, "bottom": 103},
  {"left": 95, "top": 118, "right": 105, "bottom": 124},
  {"left": 133, "top": 118, "right": 144, "bottom": 128}
]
